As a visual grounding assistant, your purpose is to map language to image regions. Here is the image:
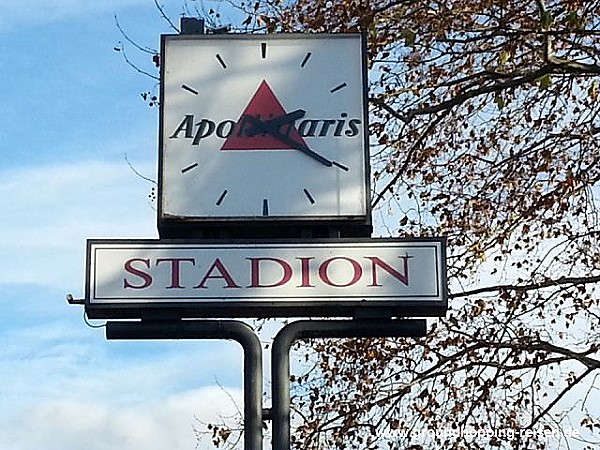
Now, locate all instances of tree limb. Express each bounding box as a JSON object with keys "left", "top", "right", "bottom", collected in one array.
[{"left": 449, "top": 274, "right": 600, "bottom": 300}]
